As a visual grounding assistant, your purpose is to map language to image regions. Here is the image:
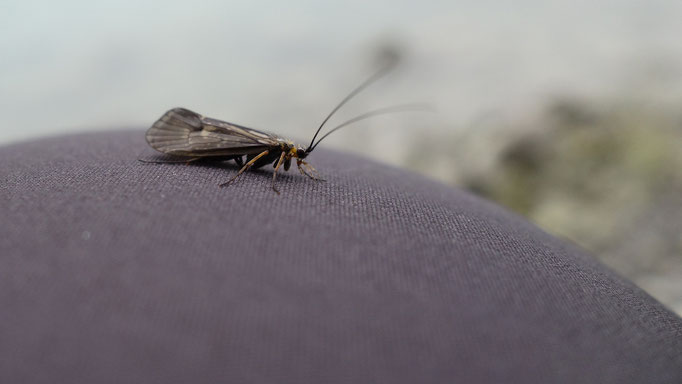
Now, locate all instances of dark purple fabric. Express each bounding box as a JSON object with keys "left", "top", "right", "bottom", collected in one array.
[{"left": 1, "top": 130, "right": 681, "bottom": 383}]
